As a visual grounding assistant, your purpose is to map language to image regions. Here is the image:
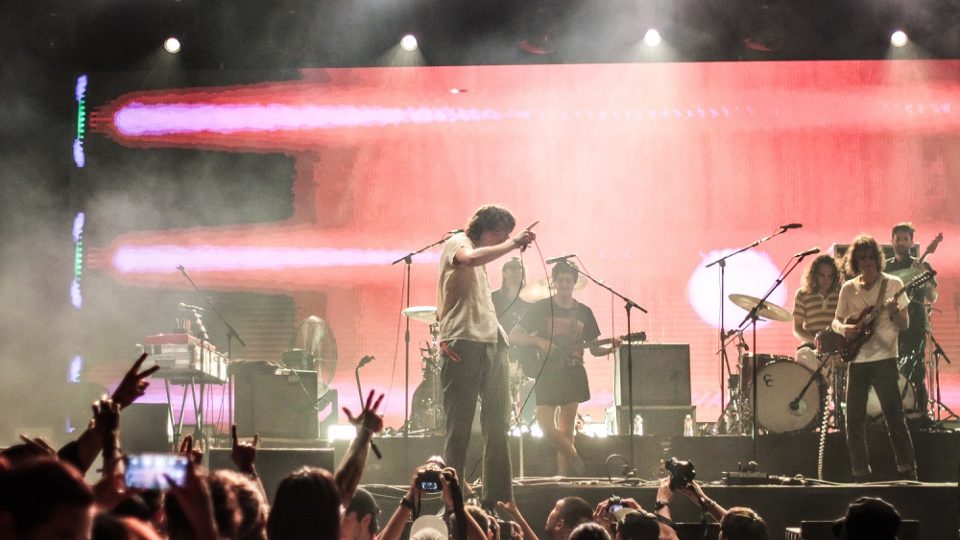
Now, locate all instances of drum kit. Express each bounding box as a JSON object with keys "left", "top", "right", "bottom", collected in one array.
[{"left": 723, "top": 293, "right": 924, "bottom": 435}]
